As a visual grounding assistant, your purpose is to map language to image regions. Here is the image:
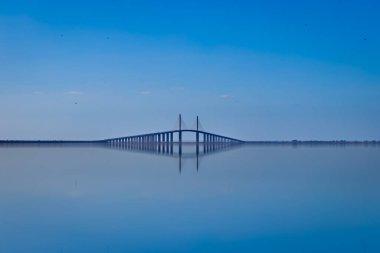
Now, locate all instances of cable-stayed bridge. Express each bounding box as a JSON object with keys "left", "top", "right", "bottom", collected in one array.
[
  {"left": 102, "top": 114, "right": 244, "bottom": 172},
  {"left": 103, "top": 114, "right": 244, "bottom": 145}
]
